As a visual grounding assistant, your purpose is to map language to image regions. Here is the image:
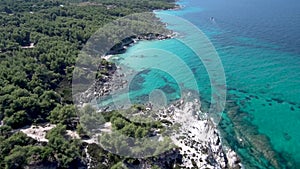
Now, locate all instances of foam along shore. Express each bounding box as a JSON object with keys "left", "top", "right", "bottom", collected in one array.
[
  {"left": 101, "top": 33, "right": 174, "bottom": 60},
  {"left": 102, "top": 54, "right": 113, "bottom": 60},
  {"left": 152, "top": 98, "right": 243, "bottom": 168}
]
